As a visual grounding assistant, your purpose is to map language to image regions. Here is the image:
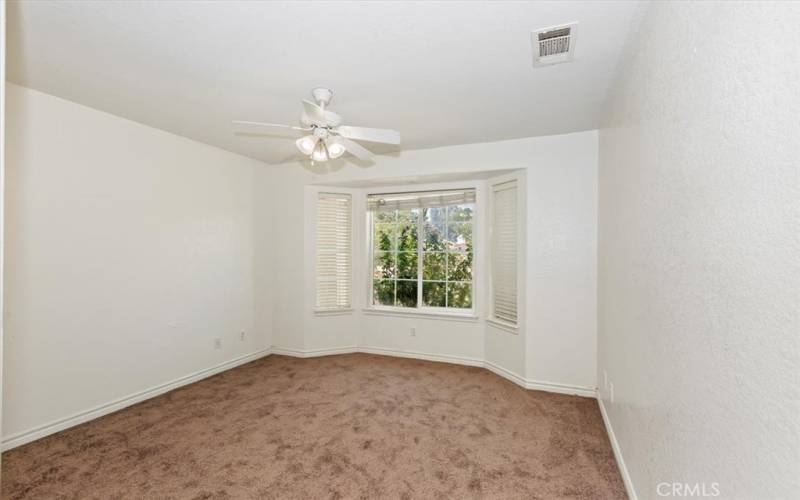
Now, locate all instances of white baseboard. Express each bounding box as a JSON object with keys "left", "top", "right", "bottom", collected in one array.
[
  {"left": 273, "top": 345, "right": 594, "bottom": 398},
  {"left": 1, "top": 348, "right": 272, "bottom": 451},
  {"left": 484, "top": 360, "right": 528, "bottom": 387},
  {"left": 358, "top": 346, "right": 484, "bottom": 367},
  {"left": 273, "top": 345, "right": 483, "bottom": 368},
  {"left": 271, "top": 346, "right": 357, "bottom": 358},
  {"left": 598, "top": 397, "right": 638, "bottom": 500},
  {"left": 272, "top": 345, "right": 482, "bottom": 368},
  {"left": 525, "top": 379, "right": 597, "bottom": 398},
  {"left": 484, "top": 361, "right": 596, "bottom": 397}
]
